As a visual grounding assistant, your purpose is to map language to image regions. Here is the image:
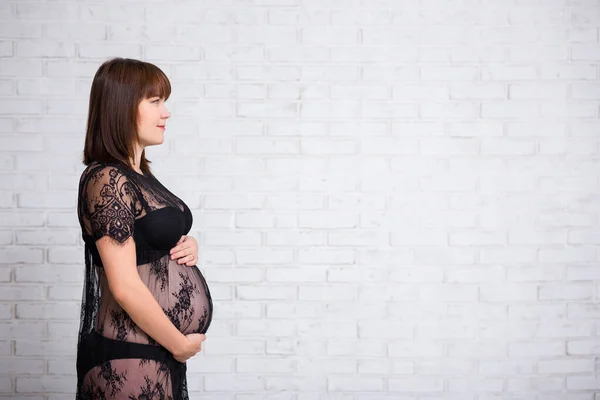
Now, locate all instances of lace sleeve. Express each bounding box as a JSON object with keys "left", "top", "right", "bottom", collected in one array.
[{"left": 81, "top": 165, "right": 140, "bottom": 244}]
